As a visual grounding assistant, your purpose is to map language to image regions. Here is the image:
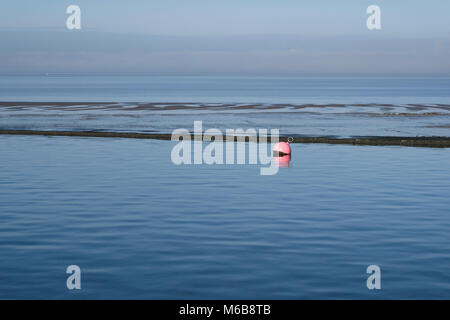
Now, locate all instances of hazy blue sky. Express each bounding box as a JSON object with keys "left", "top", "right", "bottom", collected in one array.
[{"left": 1, "top": 0, "right": 449, "bottom": 74}]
